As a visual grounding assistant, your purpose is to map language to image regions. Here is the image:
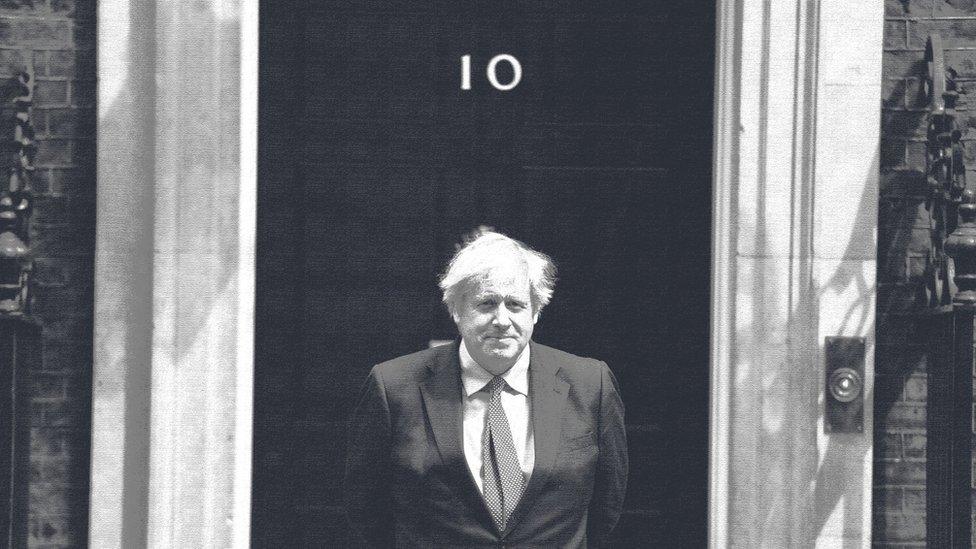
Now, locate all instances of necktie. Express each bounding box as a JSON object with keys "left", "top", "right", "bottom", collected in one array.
[{"left": 481, "top": 376, "right": 527, "bottom": 532}]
